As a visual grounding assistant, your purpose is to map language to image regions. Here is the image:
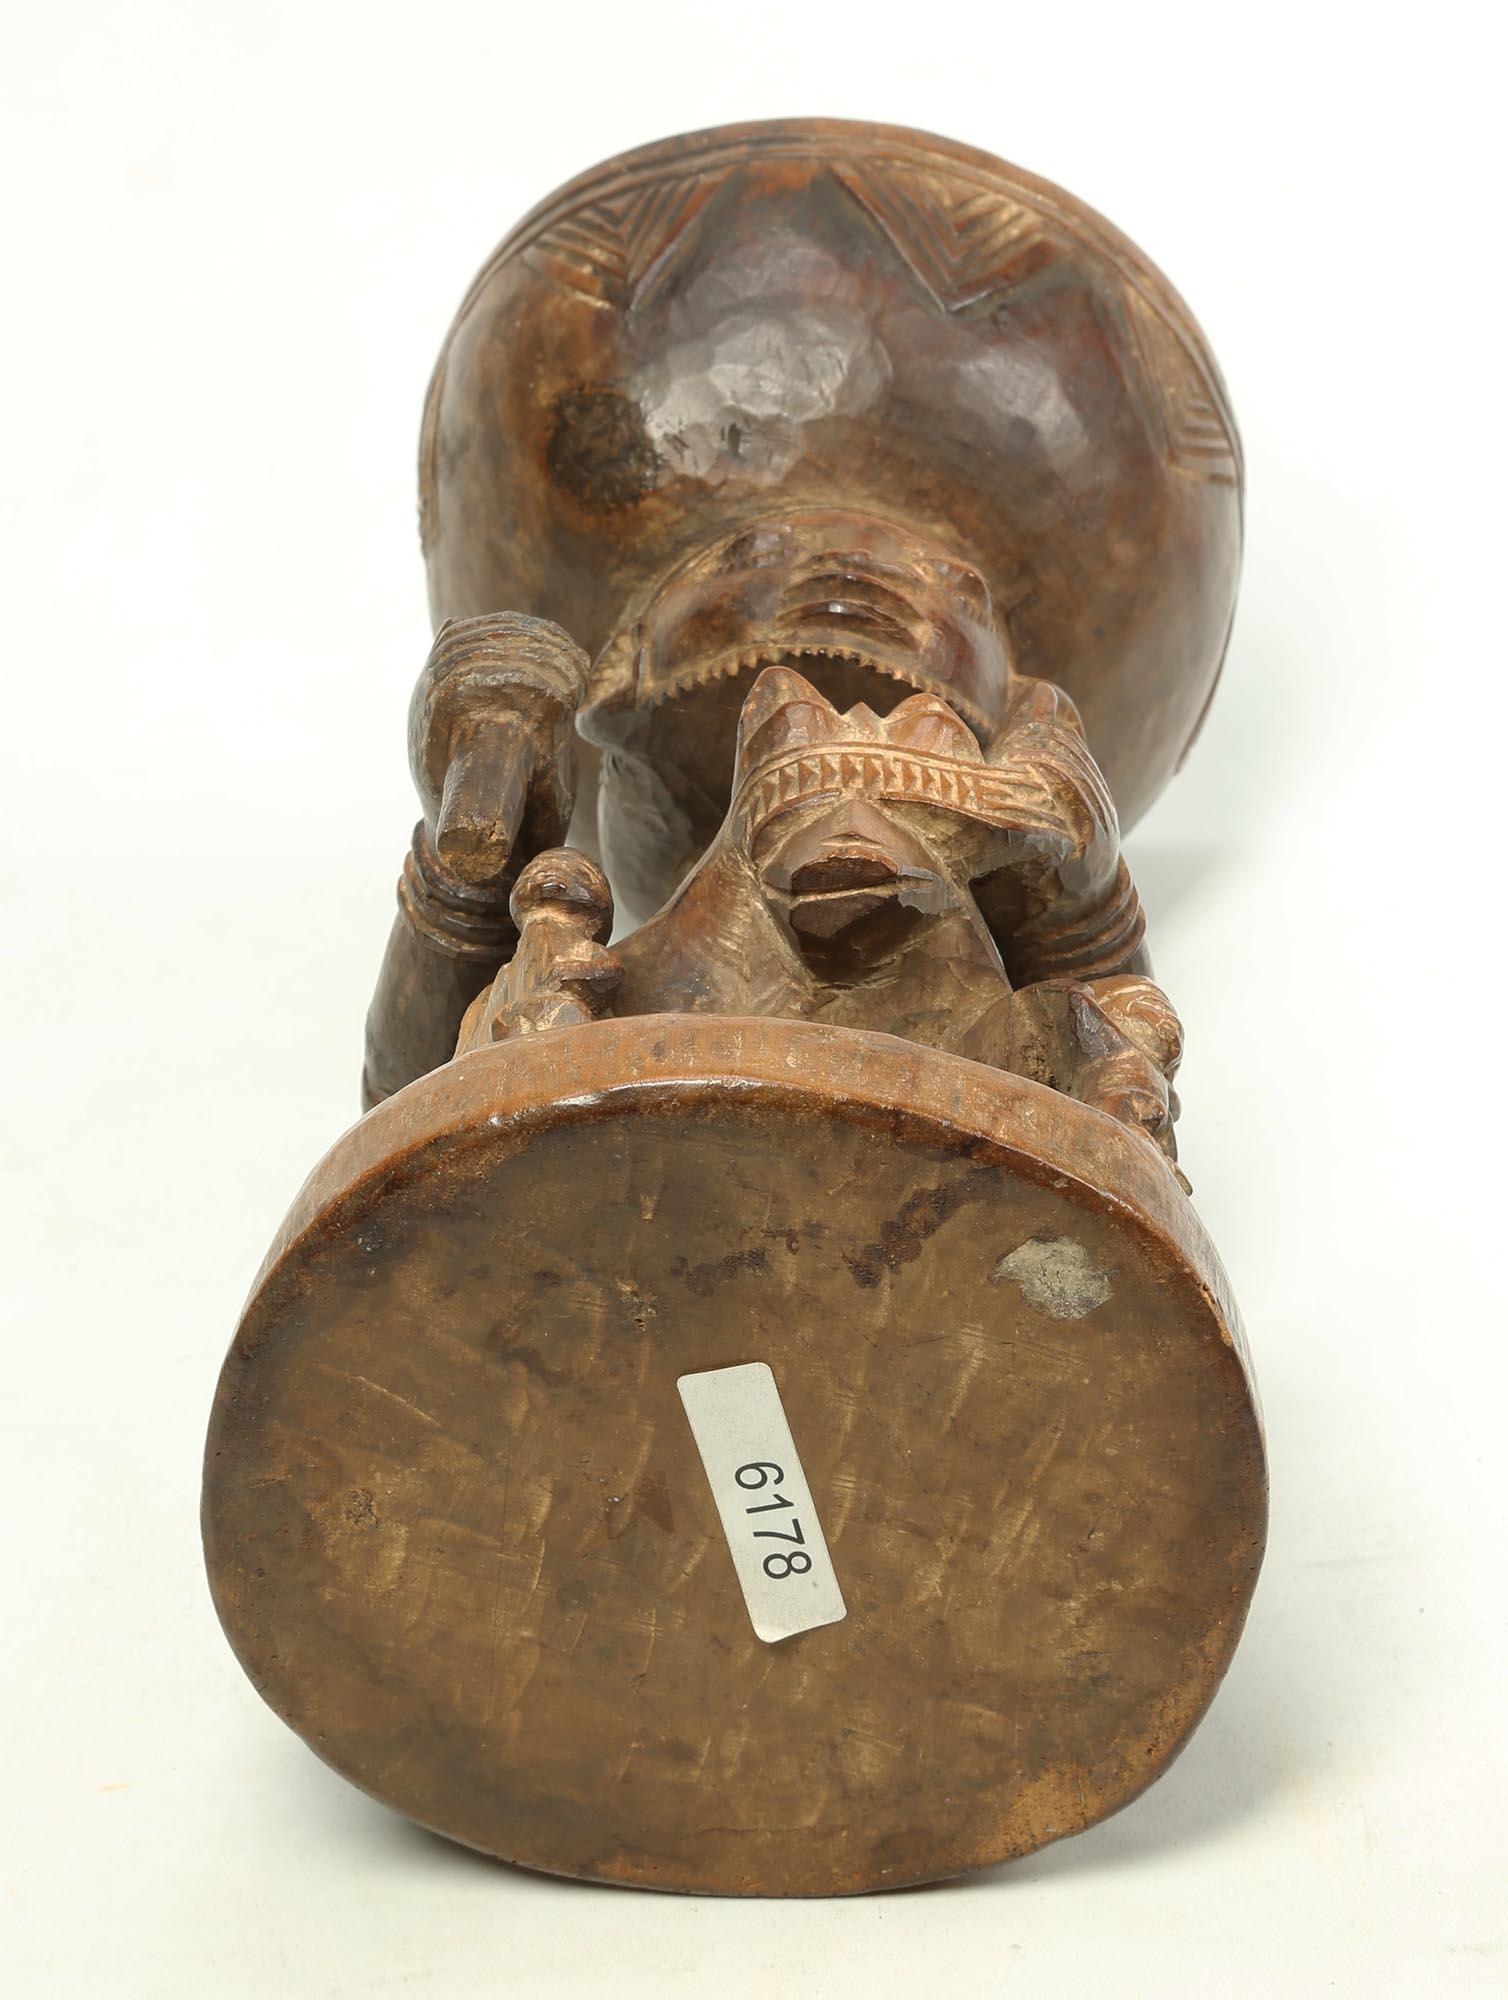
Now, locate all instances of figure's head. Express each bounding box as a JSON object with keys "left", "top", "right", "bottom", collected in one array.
[
  {"left": 727, "top": 665, "right": 1006, "bottom": 981},
  {"left": 581, "top": 511, "right": 1012, "bottom": 918},
  {"left": 599, "top": 508, "right": 1009, "bottom": 733}
]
